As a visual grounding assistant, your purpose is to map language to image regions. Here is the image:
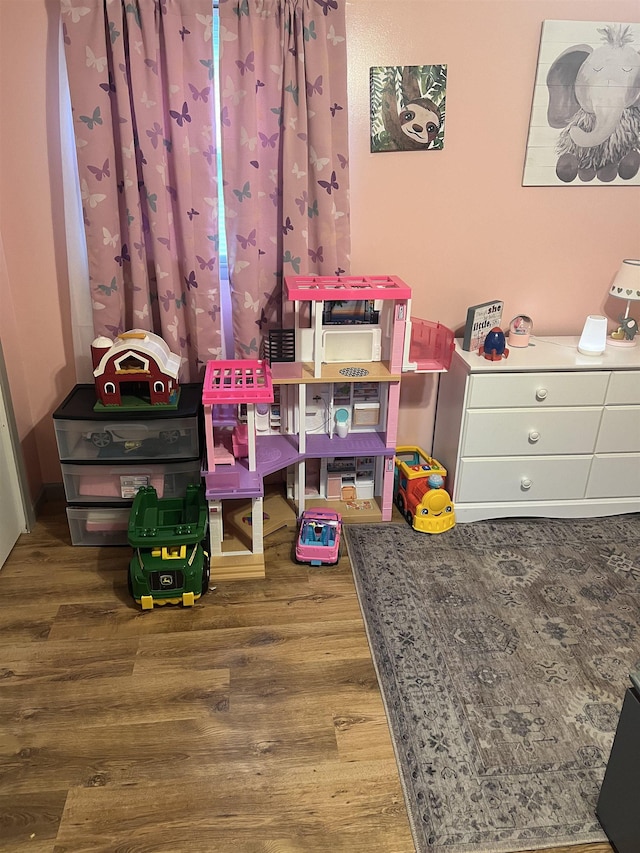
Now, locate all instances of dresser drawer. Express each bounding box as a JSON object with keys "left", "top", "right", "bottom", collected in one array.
[
  {"left": 456, "top": 456, "right": 592, "bottom": 503},
  {"left": 466, "top": 372, "right": 609, "bottom": 409},
  {"left": 462, "top": 408, "right": 602, "bottom": 456},
  {"left": 587, "top": 454, "right": 640, "bottom": 499},
  {"left": 596, "top": 406, "right": 640, "bottom": 453},
  {"left": 606, "top": 371, "right": 640, "bottom": 405}
]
